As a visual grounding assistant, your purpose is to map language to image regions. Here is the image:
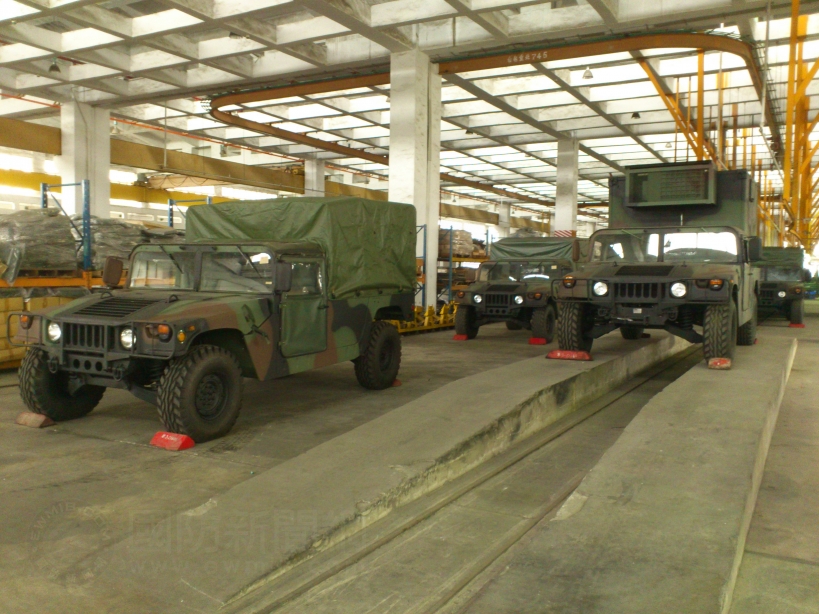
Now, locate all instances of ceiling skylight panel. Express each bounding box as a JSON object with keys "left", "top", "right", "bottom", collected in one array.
[
  {"left": 349, "top": 96, "right": 390, "bottom": 112},
  {"left": 237, "top": 110, "right": 276, "bottom": 123},
  {"left": 288, "top": 104, "right": 342, "bottom": 120},
  {"left": 589, "top": 81, "right": 657, "bottom": 102},
  {"left": 0, "top": 0, "right": 39, "bottom": 20},
  {"left": 568, "top": 64, "right": 645, "bottom": 86},
  {"left": 322, "top": 116, "right": 372, "bottom": 130}
]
